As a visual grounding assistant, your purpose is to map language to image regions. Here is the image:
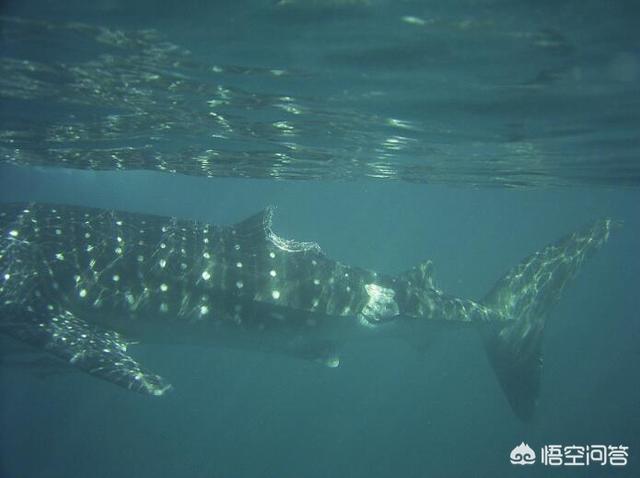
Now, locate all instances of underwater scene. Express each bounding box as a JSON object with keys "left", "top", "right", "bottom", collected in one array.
[{"left": 0, "top": 1, "right": 638, "bottom": 477}]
